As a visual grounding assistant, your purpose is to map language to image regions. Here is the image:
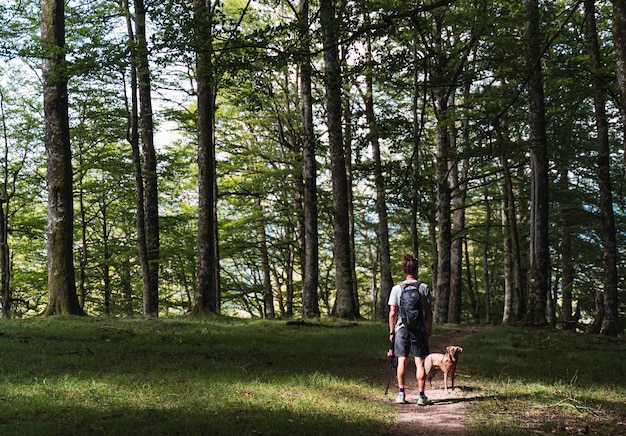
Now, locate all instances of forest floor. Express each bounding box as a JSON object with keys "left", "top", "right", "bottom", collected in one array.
[{"left": 382, "top": 324, "right": 494, "bottom": 435}]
